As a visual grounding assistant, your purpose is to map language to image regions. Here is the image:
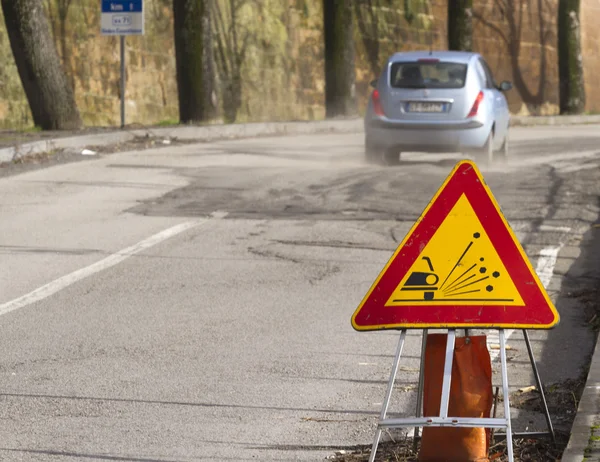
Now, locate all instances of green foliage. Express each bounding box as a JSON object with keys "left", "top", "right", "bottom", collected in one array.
[
  {"left": 213, "top": 0, "right": 293, "bottom": 123},
  {"left": 0, "top": 5, "right": 32, "bottom": 128},
  {"left": 157, "top": 118, "right": 179, "bottom": 126},
  {"left": 354, "top": 0, "right": 434, "bottom": 74},
  {"left": 0, "top": 0, "right": 579, "bottom": 127}
]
